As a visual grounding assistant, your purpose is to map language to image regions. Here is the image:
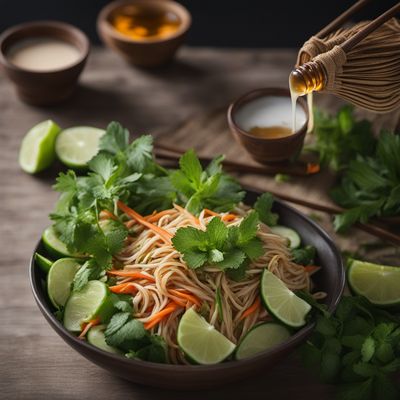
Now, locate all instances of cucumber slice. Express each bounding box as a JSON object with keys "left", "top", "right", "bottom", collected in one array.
[
  {"left": 177, "top": 308, "right": 236, "bottom": 364},
  {"left": 42, "top": 226, "right": 84, "bottom": 259},
  {"left": 236, "top": 322, "right": 291, "bottom": 360},
  {"left": 64, "top": 280, "right": 112, "bottom": 332},
  {"left": 270, "top": 225, "right": 301, "bottom": 249},
  {"left": 19, "top": 120, "right": 61, "bottom": 174},
  {"left": 348, "top": 259, "right": 400, "bottom": 306},
  {"left": 260, "top": 269, "right": 311, "bottom": 328},
  {"left": 35, "top": 252, "right": 53, "bottom": 274},
  {"left": 55, "top": 126, "right": 105, "bottom": 169},
  {"left": 47, "top": 258, "right": 80, "bottom": 309},
  {"left": 87, "top": 325, "right": 120, "bottom": 354}
]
